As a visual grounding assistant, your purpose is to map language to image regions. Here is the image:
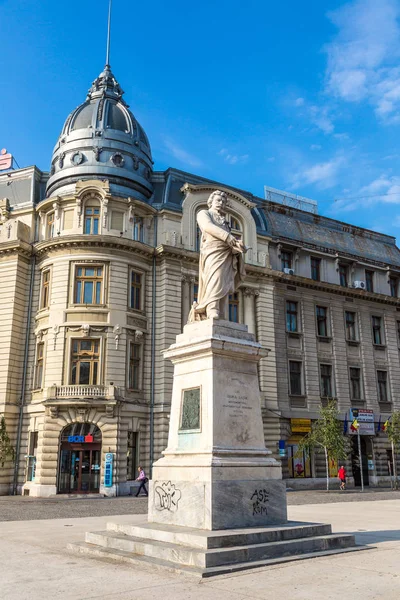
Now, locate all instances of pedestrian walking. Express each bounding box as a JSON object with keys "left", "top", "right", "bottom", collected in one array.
[
  {"left": 135, "top": 466, "right": 148, "bottom": 497},
  {"left": 338, "top": 465, "right": 347, "bottom": 491}
]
